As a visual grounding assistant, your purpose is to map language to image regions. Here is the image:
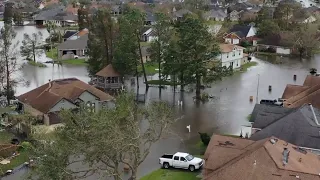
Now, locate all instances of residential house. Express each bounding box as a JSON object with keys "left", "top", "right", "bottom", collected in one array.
[
  {"left": 145, "top": 11, "right": 155, "bottom": 25},
  {"left": 90, "top": 64, "right": 122, "bottom": 90},
  {"left": 17, "top": 78, "right": 113, "bottom": 125},
  {"left": 224, "top": 24, "right": 257, "bottom": 45},
  {"left": 203, "top": 8, "right": 227, "bottom": 21},
  {"left": 305, "top": 6, "right": 320, "bottom": 19},
  {"left": 209, "top": 0, "right": 223, "bottom": 7},
  {"left": 249, "top": 104, "right": 294, "bottom": 134},
  {"left": 291, "top": 8, "right": 317, "bottom": 23},
  {"left": 111, "top": 5, "right": 121, "bottom": 16},
  {"left": 57, "top": 29, "right": 89, "bottom": 59},
  {"left": 203, "top": 134, "right": 320, "bottom": 180},
  {"left": 250, "top": 104, "right": 320, "bottom": 152},
  {"left": 62, "top": 30, "right": 77, "bottom": 42},
  {"left": 257, "top": 32, "right": 293, "bottom": 55},
  {"left": 34, "top": 6, "right": 78, "bottom": 27},
  {"left": 217, "top": 44, "right": 248, "bottom": 69},
  {"left": 141, "top": 28, "right": 156, "bottom": 42},
  {"left": 239, "top": 9, "right": 258, "bottom": 22},
  {"left": 173, "top": 9, "right": 193, "bottom": 20},
  {"left": 229, "top": 10, "right": 241, "bottom": 21},
  {"left": 281, "top": 75, "right": 320, "bottom": 109}
]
